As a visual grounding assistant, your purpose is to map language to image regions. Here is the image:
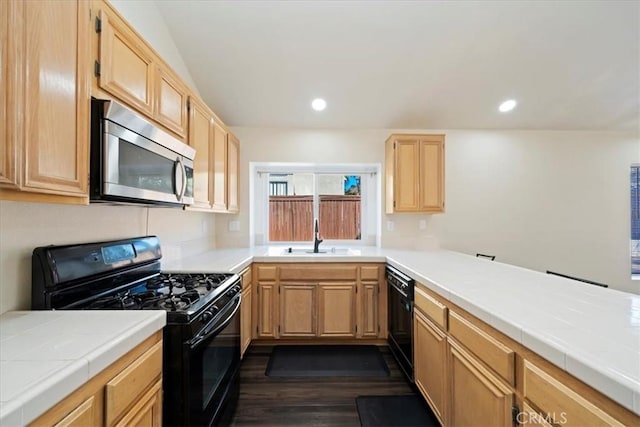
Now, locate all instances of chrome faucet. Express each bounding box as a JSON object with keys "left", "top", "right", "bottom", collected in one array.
[{"left": 313, "top": 218, "right": 323, "bottom": 253}]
